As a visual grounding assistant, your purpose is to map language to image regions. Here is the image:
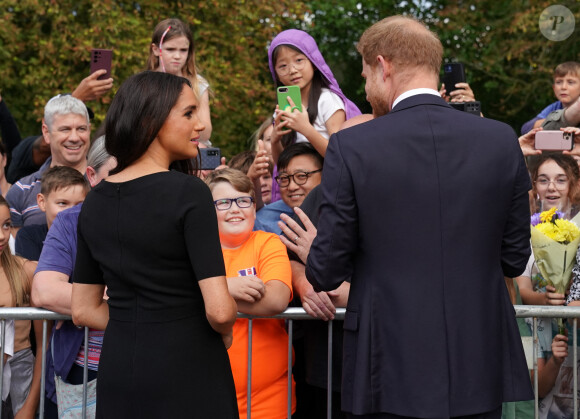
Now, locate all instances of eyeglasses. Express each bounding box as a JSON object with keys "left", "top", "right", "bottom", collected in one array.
[
  {"left": 275, "top": 169, "right": 322, "bottom": 188},
  {"left": 213, "top": 196, "right": 254, "bottom": 211},
  {"left": 534, "top": 177, "right": 569, "bottom": 190},
  {"left": 275, "top": 58, "right": 307, "bottom": 76}
]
